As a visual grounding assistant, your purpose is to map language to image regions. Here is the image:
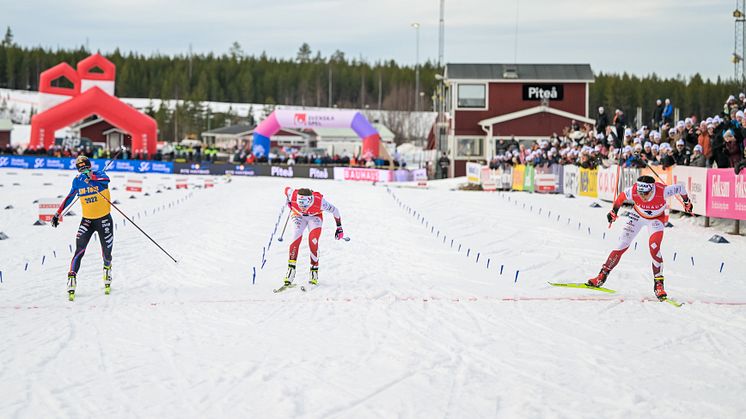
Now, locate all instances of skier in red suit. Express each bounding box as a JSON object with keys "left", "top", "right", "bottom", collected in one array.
[{"left": 587, "top": 175, "right": 693, "bottom": 300}]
